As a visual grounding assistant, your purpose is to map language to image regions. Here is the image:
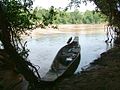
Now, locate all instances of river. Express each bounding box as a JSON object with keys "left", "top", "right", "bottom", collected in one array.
[{"left": 25, "top": 24, "right": 112, "bottom": 77}]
